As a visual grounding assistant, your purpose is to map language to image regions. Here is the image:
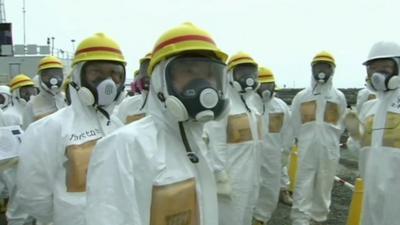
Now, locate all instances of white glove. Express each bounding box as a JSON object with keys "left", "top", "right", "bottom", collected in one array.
[
  {"left": 215, "top": 170, "right": 232, "bottom": 198},
  {"left": 344, "top": 110, "right": 361, "bottom": 139}
]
